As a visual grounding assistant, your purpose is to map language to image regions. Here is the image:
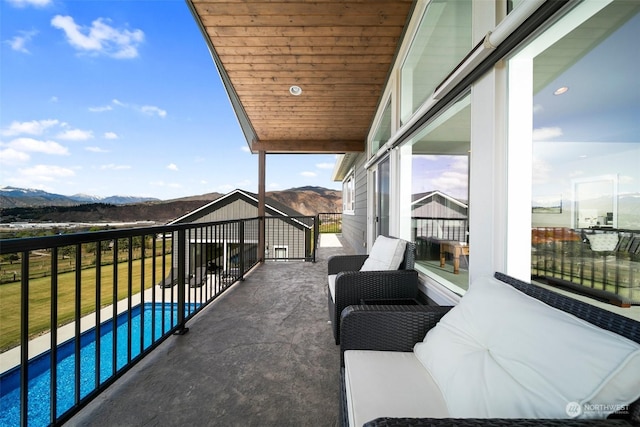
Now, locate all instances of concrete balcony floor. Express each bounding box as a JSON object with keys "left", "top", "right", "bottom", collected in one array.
[{"left": 71, "top": 234, "right": 354, "bottom": 427}]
